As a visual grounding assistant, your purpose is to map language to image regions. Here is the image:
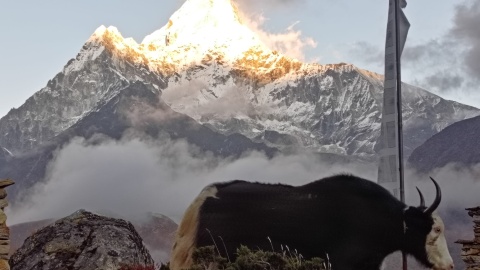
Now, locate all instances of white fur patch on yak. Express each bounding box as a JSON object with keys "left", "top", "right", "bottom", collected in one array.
[
  {"left": 426, "top": 212, "right": 454, "bottom": 270},
  {"left": 170, "top": 186, "right": 218, "bottom": 270}
]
